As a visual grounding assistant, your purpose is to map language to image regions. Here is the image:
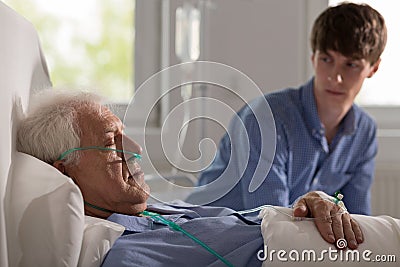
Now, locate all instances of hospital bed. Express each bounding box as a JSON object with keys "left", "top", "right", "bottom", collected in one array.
[{"left": 1, "top": 2, "right": 400, "bottom": 267}]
